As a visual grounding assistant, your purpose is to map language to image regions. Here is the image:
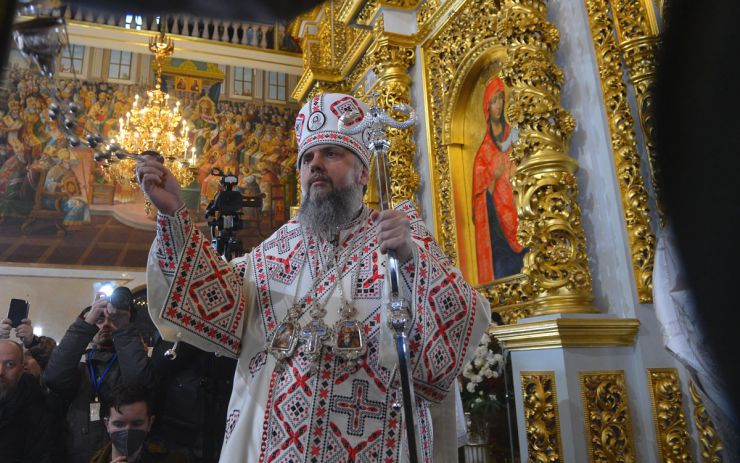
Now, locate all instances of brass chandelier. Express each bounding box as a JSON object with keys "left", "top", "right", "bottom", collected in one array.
[{"left": 107, "top": 29, "right": 193, "bottom": 196}]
